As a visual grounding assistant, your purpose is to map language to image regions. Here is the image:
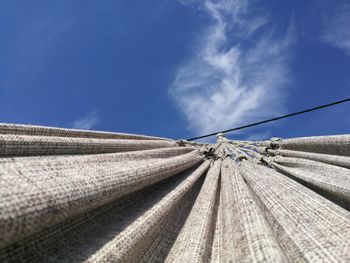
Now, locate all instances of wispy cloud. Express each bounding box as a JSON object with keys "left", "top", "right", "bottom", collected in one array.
[
  {"left": 72, "top": 110, "right": 99, "bottom": 130},
  {"left": 322, "top": 4, "right": 350, "bottom": 55},
  {"left": 170, "top": 0, "right": 293, "bottom": 135}
]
